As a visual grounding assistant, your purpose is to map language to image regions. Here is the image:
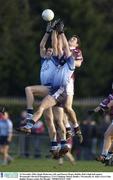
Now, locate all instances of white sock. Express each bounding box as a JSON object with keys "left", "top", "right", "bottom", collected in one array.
[
  {"left": 102, "top": 150, "right": 108, "bottom": 156},
  {"left": 74, "top": 123, "right": 79, "bottom": 128}
]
